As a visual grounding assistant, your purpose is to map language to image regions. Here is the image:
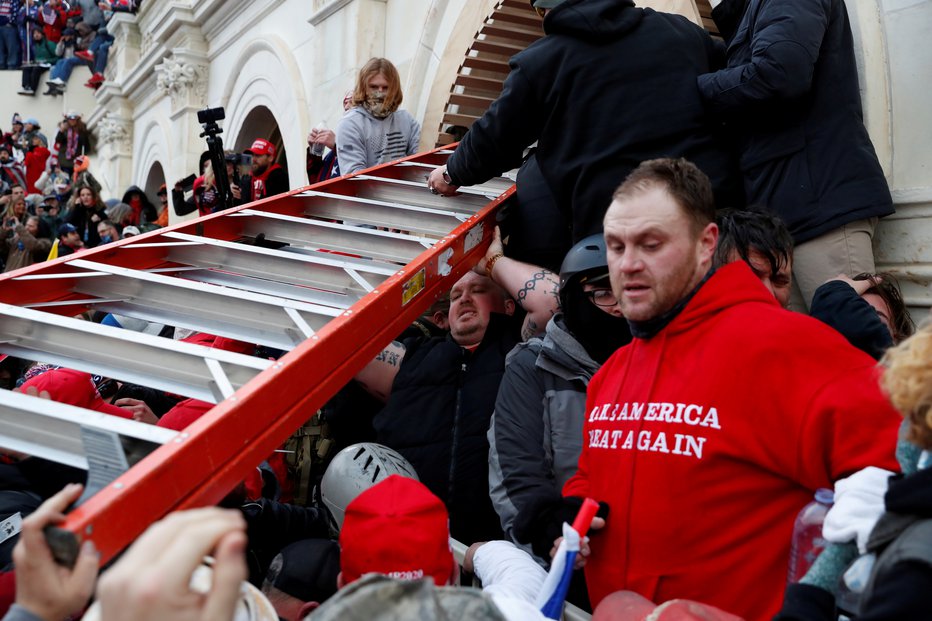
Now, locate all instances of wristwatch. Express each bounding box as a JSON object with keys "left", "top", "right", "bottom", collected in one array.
[{"left": 441, "top": 166, "right": 453, "bottom": 185}]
